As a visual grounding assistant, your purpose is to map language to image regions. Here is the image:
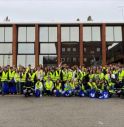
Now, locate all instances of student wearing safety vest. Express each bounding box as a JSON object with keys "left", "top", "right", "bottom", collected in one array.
[
  {"left": 23, "top": 70, "right": 34, "bottom": 97},
  {"left": 69, "top": 79, "right": 77, "bottom": 96},
  {"left": 61, "top": 68, "right": 68, "bottom": 91},
  {"left": 20, "top": 68, "right": 27, "bottom": 94},
  {"left": 29, "top": 69, "right": 37, "bottom": 89},
  {"left": 78, "top": 79, "right": 85, "bottom": 97},
  {"left": 62, "top": 80, "right": 73, "bottom": 97},
  {"left": 8, "top": 67, "right": 16, "bottom": 94},
  {"left": 36, "top": 67, "right": 44, "bottom": 82},
  {"left": 0, "top": 67, "right": 2, "bottom": 94},
  {"left": 1, "top": 67, "right": 9, "bottom": 95},
  {"left": 95, "top": 79, "right": 108, "bottom": 99},
  {"left": 54, "top": 69, "right": 61, "bottom": 81},
  {"left": 14, "top": 69, "right": 20, "bottom": 94},
  {"left": 67, "top": 69, "right": 73, "bottom": 81},
  {"left": 85, "top": 79, "right": 97, "bottom": 98},
  {"left": 105, "top": 71, "right": 115, "bottom": 97},
  {"left": 53, "top": 80, "right": 62, "bottom": 96},
  {"left": 35, "top": 79, "right": 43, "bottom": 97},
  {"left": 44, "top": 77, "right": 54, "bottom": 96}
]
